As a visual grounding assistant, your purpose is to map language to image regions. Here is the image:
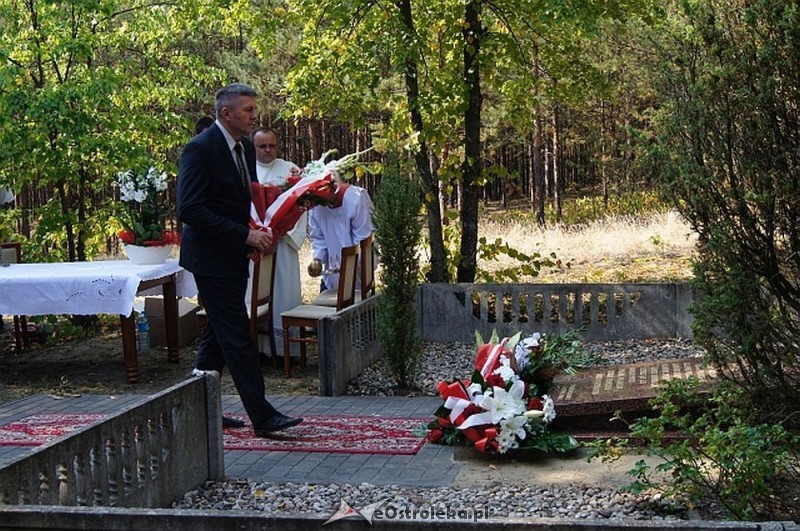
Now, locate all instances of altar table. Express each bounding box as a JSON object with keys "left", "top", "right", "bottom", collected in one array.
[{"left": 0, "top": 259, "right": 197, "bottom": 383}]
